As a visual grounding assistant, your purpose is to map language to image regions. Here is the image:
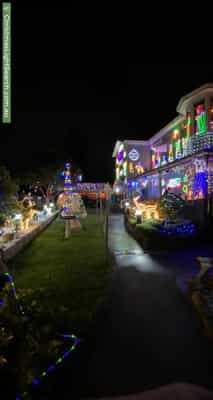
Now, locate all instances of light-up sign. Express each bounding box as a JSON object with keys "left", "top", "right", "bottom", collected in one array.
[
  {"left": 128, "top": 148, "right": 139, "bottom": 161},
  {"left": 195, "top": 104, "right": 207, "bottom": 135},
  {"left": 197, "top": 112, "right": 207, "bottom": 135}
]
